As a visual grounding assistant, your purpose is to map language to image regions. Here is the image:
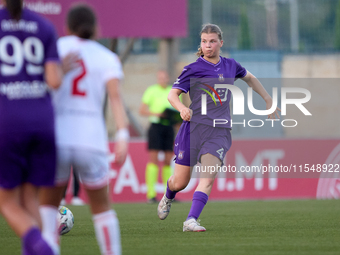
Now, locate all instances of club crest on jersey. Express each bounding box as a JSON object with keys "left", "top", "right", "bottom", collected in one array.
[
  {"left": 178, "top": 150, "right": 185, "bottom": 160},
  {"left": 218, "top": 74, "right": 224, "bottom": 82}
]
